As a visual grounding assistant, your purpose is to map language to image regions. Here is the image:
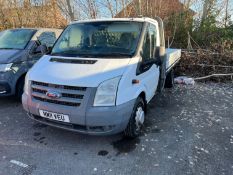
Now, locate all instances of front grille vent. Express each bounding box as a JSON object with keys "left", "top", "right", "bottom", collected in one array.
[
  {"left": 31, "top": 81, "right": 87, "bottom": 107},
  {"left": 50, "top": 58, "right": 97, "bottom": 64},
  {"left": 33, "top": 96, "right": 80, "bottom": 107}
]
